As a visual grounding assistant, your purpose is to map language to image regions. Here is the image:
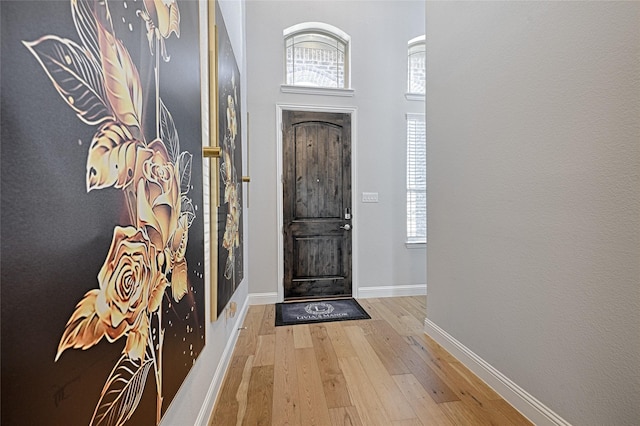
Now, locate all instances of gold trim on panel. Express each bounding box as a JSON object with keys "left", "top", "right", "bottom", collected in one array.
[
  {"left": 208, "top": 0, "right": 218, "bottom": 322},
  {"left": 209, "top": 24, "right": 220, "bottom": 208},
  {"left": 246, "top": 112, "right": 250, "bottom": 208}
]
